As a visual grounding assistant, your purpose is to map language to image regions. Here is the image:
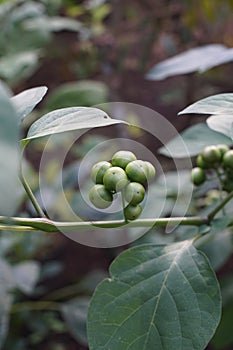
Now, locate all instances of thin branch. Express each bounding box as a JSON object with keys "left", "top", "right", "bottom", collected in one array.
[
  {"left": 19, "top": 144, "right": 47, "bottom": 218},
  {"left": 0, "top": 215, "right": 209, "bottom": 232},
  {"left": 208, "top": 190, "right": 233, "bottom": 222}
]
